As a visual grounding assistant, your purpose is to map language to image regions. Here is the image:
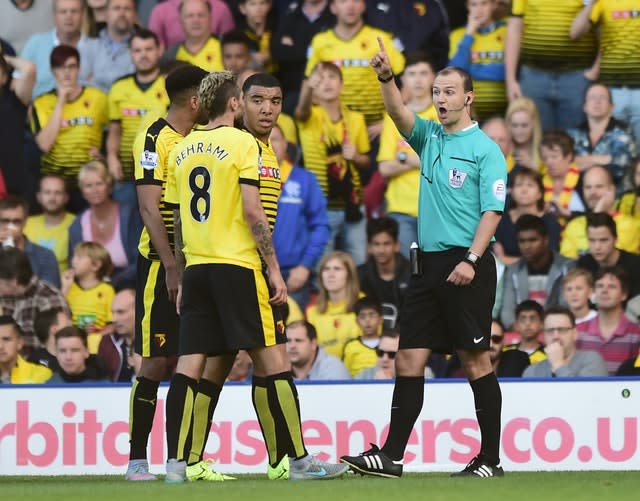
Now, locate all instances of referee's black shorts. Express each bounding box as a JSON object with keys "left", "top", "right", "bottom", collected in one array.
[
  {"left": 178, "top": 263, "right": 285, "bottom": 356},
  {"left": 135, "top": 254, "right": 180, "bottom": 358},
  {"left": 398, "top": 247, "right": 496, "bottom": 353}
]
